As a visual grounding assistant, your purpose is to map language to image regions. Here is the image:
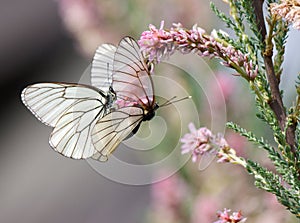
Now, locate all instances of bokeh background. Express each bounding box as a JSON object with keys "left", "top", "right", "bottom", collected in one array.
[{"left": 0, "top": 0, "right": 299, "bottom": 222}]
